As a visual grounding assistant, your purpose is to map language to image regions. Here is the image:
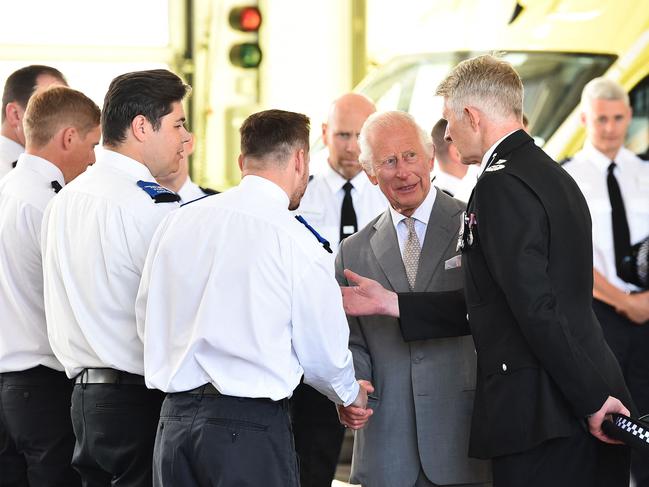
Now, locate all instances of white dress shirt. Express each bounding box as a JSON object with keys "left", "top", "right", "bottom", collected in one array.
[
  {"left": 42, "top": 150, "right": 179, "bottom": 378},
  {"left": 136, "top": 175, "right": 360, "bottom": 405},
  {"left": 0, "top": 135, "right": 23, "bottom": 179},
  {"left": 563, "top": 143, "right": 649, "bottom": 292},
  {"left": 177, "top": 176, "right": 207, "bottom": 204},
  {"left": 432, "top": 168, "right": 463, "bottom": 199},
  {"left": 295, "top": 164, "right": 388, "bottom": 253},
  {"left": 0, "top": 154, "right": 65, "bottom": 373},
  {"left": 389, "top": 186, "right": 437, "bottom": 257}
]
